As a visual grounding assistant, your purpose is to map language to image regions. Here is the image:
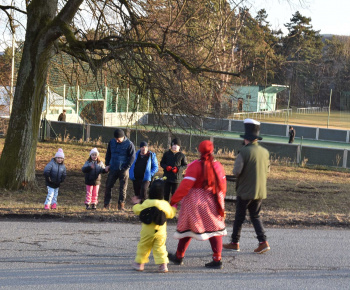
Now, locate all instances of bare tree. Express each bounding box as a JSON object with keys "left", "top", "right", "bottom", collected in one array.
[{"left": 0, "top": 0, "right": 245, "bottom": 189}]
